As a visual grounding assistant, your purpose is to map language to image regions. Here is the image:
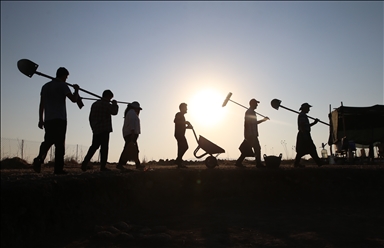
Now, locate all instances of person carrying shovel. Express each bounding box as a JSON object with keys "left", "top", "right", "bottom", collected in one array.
[
  {"left": 293, "top": 103, "right": 323, "bottom": 168},
  {"left": 236, "top": 98, "right": 269, "bottom": 168},
  {"left": 81, "top": 90, "right": 118, "bottom": 172},
  {"left": 32, "top": 67, "right": 80, "bottom": 174}
]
